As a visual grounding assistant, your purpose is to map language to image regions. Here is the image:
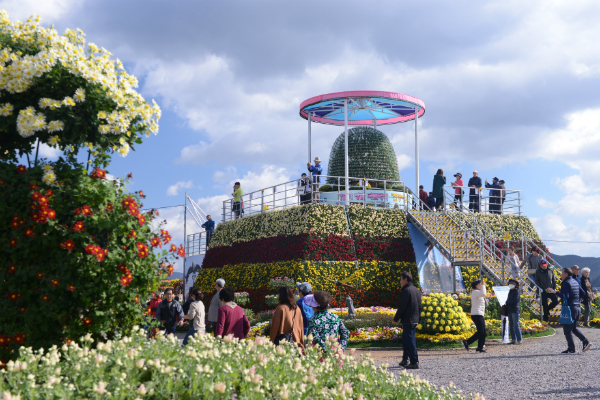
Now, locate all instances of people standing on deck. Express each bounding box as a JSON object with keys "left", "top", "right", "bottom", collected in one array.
[
  {"left": 419, "top": 185, "right": 428, "bottom": 210},
  {"left": 468, "top": 171, "right": 482, "bottom": 212},
  {"left": 432, "top": 169, "right": 446, "bottom": 210},
  {"left": 485, "top": 177, "right": 500, "bottom": 214},
  {"left": 451, "top": 173, "right": 464, "bottom": 210},
  {"left": 497, "top": 180, "right": 506, "bottom": 214},
  {"left": 298, "top": 173, "right": 311, "bottom": 204},
  {"left": 201, "top": 215, "right": 215, "bottom": 247},
  {"left": 232, "top": 182, "right": 243, "bottom": 219},
  {"left": 427, "top": 192, "right": 436, "bottom": 211},
  {"left": 307, "top": 157, "right": 323, "bottom": 203}
]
